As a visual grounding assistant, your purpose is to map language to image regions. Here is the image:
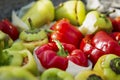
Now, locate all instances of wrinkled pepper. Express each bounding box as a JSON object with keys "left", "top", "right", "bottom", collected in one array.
[
  {"left": 75, "top": 70, "right": 105, "bottom": 80},
  {"left": 49, "top": 18, "right": 83, "bottom": 48},
  {"left": 34, "top": 40, "right": 88, "bottom": 71},
  {"left": 0, "top": 66, "right": 37, "bottom": 80},
  {"left": 80, "top": 34, "right": 106, "bottom": 64},
  {"left": 92, "top": 30, "right": 120, "bottom": 56},
  {"left": 40, "top": 68, "right": 74, "bottom": 80},
  {"left": 80, "top": 30, "right": 120, "bottom": 64},
  {"left": 94, "top": 54, "right": 120, "bottom": 80},
  {"left": 0, "top": 42, "right": 38, "bottom": 75}
]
